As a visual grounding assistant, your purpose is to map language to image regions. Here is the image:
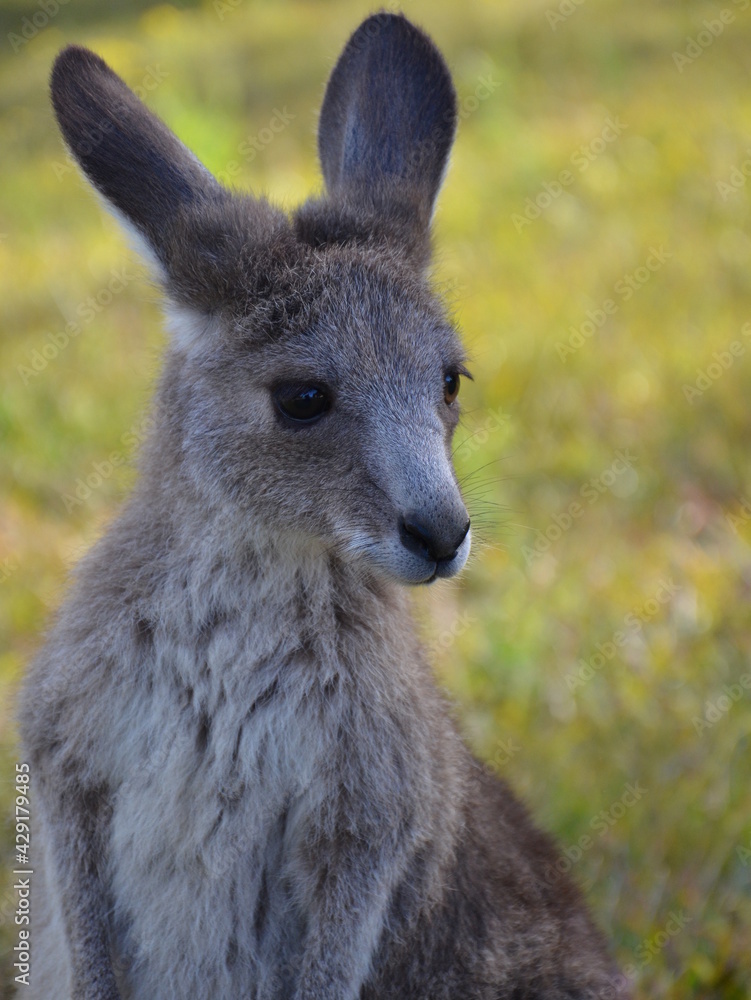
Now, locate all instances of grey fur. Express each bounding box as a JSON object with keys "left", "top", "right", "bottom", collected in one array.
[{"left": 21, "top": 13, "right": 629, "bottom": 1000}]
